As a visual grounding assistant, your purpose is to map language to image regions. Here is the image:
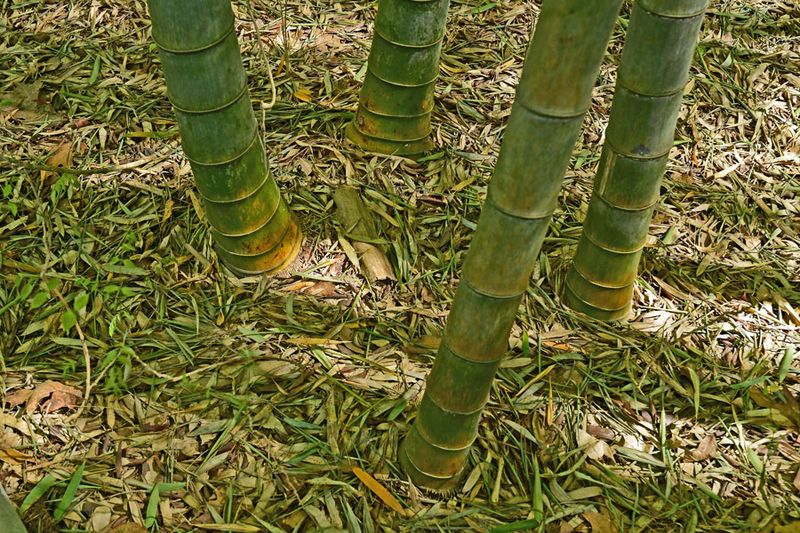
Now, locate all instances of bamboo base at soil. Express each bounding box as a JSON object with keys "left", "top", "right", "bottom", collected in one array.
[
  {"left": 345, "top": 123, "right": 433, "bottom": 157},
  {"left": 348, "top": 0, "right": 449, "bottom": 156},
  {"left": 401, "top": 0, "right": 624, "bottom": 490},
  {"left": 148, "top": 0, "right": 301, "bottom": 275},
  {"left": 565, "top": 0, "right": 707, "bottom": 320}
]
